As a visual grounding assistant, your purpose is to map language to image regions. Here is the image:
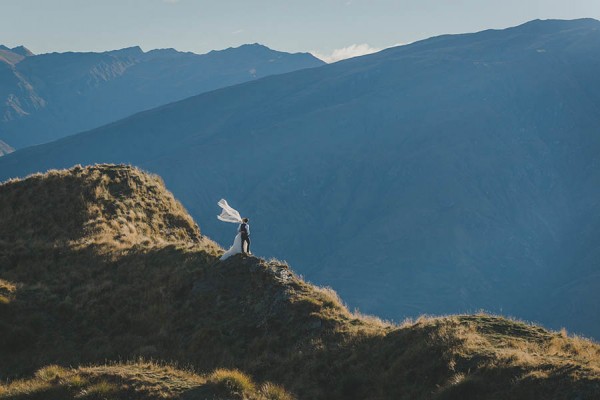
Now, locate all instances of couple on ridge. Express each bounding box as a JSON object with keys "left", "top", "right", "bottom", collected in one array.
[{"left": 217, "top": 199, "right": 251, "bottom": 260}]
